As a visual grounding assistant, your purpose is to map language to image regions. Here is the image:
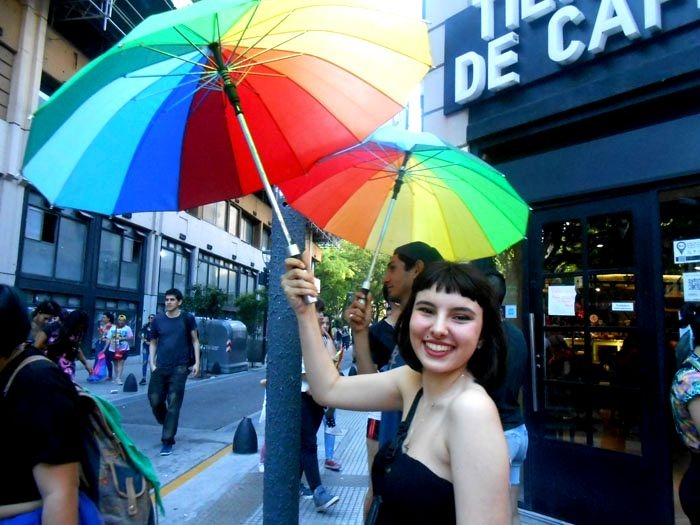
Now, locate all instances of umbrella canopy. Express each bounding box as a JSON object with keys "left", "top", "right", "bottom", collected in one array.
[
  {"left": 22, "top": 0, "right": 430, "bottom": 217},
  {"left": 279, "top": 126, "right": 530, "bottom": 264}
]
